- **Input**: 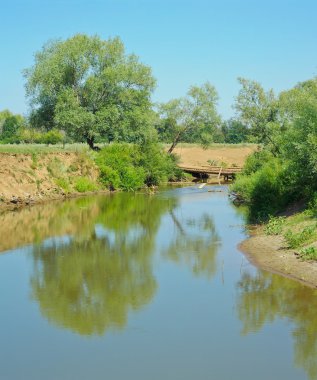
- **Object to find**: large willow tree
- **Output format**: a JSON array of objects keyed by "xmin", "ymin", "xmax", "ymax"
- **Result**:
[{"xmin": 24, "ymin": 34, "xmax": 156, "ymax": 149}]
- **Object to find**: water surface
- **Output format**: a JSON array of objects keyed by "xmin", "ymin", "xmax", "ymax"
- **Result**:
[{"xmin": 0, "ymin": 186, "xmax": 317, "ymax": 380}]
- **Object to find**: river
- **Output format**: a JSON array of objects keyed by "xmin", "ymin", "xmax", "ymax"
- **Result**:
[{"xmin": 0, "ymin": 185, "xmax": 316, "ymax": 380}]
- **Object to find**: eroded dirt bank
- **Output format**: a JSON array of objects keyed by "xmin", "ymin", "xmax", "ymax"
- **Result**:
[
  {"xmin": 0, "ymin": 152, "xmax": 100, "ymax": 210},
  {"xmin": 239, "ymin": 230, "xmax": 317, "ymax": 288}
]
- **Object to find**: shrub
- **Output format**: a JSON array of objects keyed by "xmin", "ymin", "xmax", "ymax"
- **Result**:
[
  {"xmin": 284, "ymin": 226, "xmax": 315, "ymax": 248},
  {"xmin": 232, "ymin": 157, "xmax": 296, "ymax": 221},
  {"xmin": 298, "ymin": 246, "xmax": 317, "ymax": 261},
  {"xmin": 264, "ymin": 216, "xmax": 286, "ymax": 235},
  {"xmin": 74, "ymin": 177, "xmax": 99, "ymax": 193},
  {"xmin": 95, "ymin": 143, "xmax": 179, "ymax": 191},
  {"xmin": 95, "ymin": 144, "xmax": 145, "ymax": 191},
  {"xmin": 242, "ymin": 149, "xmax": 274, "ymax": 175},
  {"xmin": 41, "ymin": 129, "xmax": 64, "ymax": 145}
]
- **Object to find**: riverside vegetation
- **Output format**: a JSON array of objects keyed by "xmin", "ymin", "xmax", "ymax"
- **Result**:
[{"xmin": 0, "ymin": 33, "xmax": 316, "ymax": 260}]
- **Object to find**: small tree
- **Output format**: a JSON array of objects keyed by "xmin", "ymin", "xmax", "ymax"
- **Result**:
[
  {"xmin": 158, "ymin": 82, "xmax": 221, "ymax": 154},
  {"xmin": 0, "ymin": 110, "xmax": 25, "ymax": 143}
]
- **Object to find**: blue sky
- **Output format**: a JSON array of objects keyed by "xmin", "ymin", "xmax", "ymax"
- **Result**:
[{"xmin": 1, "ymin": 0, "xmax": 317, "ymax": 118}]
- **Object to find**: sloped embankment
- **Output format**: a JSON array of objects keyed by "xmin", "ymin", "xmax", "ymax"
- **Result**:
[{"xmin": 0, "ymin": 152, "xmax": 101, "ymax": 209}]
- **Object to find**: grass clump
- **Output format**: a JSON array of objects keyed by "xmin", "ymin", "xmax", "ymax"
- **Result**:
[
  {"xmin": 47, "ymin": 157, "xmax": 66, "ymax": 178},
  {"xmin": 74, "ymin": 177, "xmax": 99, "ymax": 193},
  {"xmin": 55, "ymin": 178, "xmax": 71, "ymax": 193}
]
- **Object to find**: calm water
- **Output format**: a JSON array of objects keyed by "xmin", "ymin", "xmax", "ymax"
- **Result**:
[{"xmin": 0, "ymin": 186, "xmax": 317, "ymax": 380}]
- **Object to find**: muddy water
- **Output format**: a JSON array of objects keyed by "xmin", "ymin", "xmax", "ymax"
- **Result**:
[{"xmin": 0, "ymin": 186, "xmax": 317, "ymax": 380}]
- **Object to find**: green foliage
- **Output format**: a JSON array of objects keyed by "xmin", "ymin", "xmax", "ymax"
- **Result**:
[
  {"xmin": 241, "ymin": 149, "xmax": 273, "ymax": 175},
  {"xmin": 232, "ymin": 77, "xmax": 317, "ymax": 220},
  {"xmin": 308, "ymin": 193, "xmax": 317, "ymax": 218},
  {"xmin": 298, "ymin": 246, "xmax": 317, "ymax": 261},
  {"xmin": 284, "ymin": 226, "xmax": 316, "ymax": 249},
  {"xmin": 232, "ymin": 157, "xmax": 295, "ymax": 220},
  {"xmin": 95, "ymin": 143, "xmax": 180, "ymax": 191},
  {"xmin": 24, "ymin": 34, "xmax": 156, "ymax": 149},
  {"xmin": 264, "ymin": 216, "xmax": 286, "ymax": 235},
  {"xmin": 95, "ymin": 144, "xmax": 145, "ymax": 191},
  {"xmin": 234, "ymin": 78, "xmax": 278, "ymax": 150},
  {"xmin": 74, "ymin": 177, "xmax": 99, "ymax": 193},
  {"xmin": 42, "ymin": 129, "xmax": 64, "ymax": 145},
  {"xmin": 0, "ymin": 110, "xmax": 26, "ymax": 143},
  {"xmin": 140, "ymin": 143, "xmax": 183, "ymax": 185},
  {"xmin": 157, "ymin": 82, "xmax": 221, "ymax": 153},
  {"xmin": 221, "ymin": 119, "xmax": 250, "ymax": 143}
]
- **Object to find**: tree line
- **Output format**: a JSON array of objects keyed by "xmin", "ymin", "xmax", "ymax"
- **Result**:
[
  {"xmin": 2, "ymin": 34, "xmax": 253, "ymax": 148},
  {"xmin": 1, "ymin": 33, "xmax": 316, "ymax": 203}
]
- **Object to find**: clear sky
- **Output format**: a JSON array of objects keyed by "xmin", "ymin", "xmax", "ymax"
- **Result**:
[{"xmin": 1, "ymin": 0, "xmax": 317, "ymax": 118}]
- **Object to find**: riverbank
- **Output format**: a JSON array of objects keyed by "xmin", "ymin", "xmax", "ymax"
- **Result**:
[
  {"xmin": 239, "ymin": 222, "xmax": 317, "ymax": 289},
  {"xmin": 0, "ymin": 144, "xmax": 255, "ymax": 211},
  {"xmin": 0, "ymin": 151, "xmax": 102, "ymax": 211}
]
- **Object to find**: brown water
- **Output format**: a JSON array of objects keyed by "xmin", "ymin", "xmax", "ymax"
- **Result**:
[{"xmin": 0, "ymin": 185, "xmax": 317, "ymax": 380}]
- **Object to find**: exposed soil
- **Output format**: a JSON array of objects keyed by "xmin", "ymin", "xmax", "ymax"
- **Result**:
[
  {"xmin": 239, "ymin": 228, "xmax": 317, "ymax": 288},
  {"xmin": 0, "ymin": 152, "xmax": 100, "ymax": 210}
]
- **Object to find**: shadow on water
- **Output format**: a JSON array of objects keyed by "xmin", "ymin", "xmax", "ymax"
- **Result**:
[{"xmin": 237, "ymin": 269, "xmax": 317, "ymax": 380}]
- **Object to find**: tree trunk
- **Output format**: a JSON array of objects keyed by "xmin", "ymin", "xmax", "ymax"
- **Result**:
[
  {"xmin": 167, "ymin": 131, "xmax": 183, "ymax": 154},
  {"xmin": 86, "ymin": 136, "xmax": 100, "ymax": 151}
]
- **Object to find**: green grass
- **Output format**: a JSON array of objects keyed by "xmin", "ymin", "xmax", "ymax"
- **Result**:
[
  {"xmin": 0, "ymin": 143, "xmax": 92, "ymax": 154},
  {"xmin": 262, "ymin": 210, "xmax": 317, "ymax": 260}
]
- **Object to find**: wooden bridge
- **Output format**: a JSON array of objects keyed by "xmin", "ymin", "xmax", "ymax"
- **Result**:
[{"xmin": 178, "ymin": 165, "xmax": 243, "ymax": 181}]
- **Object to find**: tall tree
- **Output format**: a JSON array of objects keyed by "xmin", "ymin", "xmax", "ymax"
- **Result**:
[
  {"xmin": 158, "ymin": 82, "xmax": 221, "ymax": 154},
  {"xmin": 24, "ymin": 34, "xmax": 156, "ymax": 149},
  {"xmin": 234, "ymin": 78, "xmax": 279, "ymax": 153}
]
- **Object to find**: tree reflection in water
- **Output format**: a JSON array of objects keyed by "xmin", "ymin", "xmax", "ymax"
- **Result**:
[
  {"xmin": 30, "ymin": 193, "xmax": 176, "ymax": 336},
  {"xmin": 163, "ymin": 210, "xmax": 221, "ymax": 279},
  {"xmin": 237, "ymin": 271, "xmax": 317, "ymax": 380}
]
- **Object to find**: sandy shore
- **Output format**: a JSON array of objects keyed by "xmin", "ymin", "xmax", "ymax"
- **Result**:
[{"xmin": 239, "ymin": 228, "xmax": 317, "ymax": 288}]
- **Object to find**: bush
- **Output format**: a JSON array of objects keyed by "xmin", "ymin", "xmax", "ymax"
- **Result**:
[
  {"xmin": 232, "ymin": 156, "xmax": 297, "ymax": 221},
  {"xmin": 95, "ymin": 144, "xmax": 145, "ymax": 191},
  {"xmin": 264, "ymin": 216, "xmax": 286, "ymax": 235},
  {"xmin": 298, "ymin": 246, "xmax": 317, "ymax": 261},
  {"xmin": 284, "ymin": 226, "xmax": 315, "ymax": 248},
  {"xmin": 41, "ymin": 129, "xmax": 64, "ymax": 145},
  {"xmin": 95, "ymin": 143, "xmax": 180, "ymax": 191},
  {"xmin": 74, "ymin": 177, "xmax": 99, "ymax": 193}
]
